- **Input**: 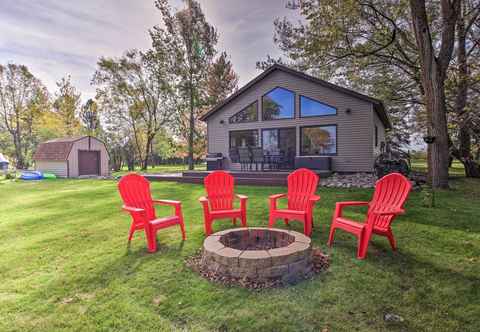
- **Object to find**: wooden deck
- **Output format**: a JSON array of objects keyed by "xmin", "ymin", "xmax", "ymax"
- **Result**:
[{"xmin": 144, "ymin": 170, "xmax": 332, "ymax": 186}]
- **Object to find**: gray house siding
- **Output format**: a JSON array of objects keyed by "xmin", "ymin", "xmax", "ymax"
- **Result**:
[{"xmin": 207, "ymin": 69, "xmax": 384, "ymax": 173}]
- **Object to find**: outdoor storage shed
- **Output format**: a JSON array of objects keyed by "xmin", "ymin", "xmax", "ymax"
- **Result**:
[{"xmin": 33, "ymin": 136, "xmax": 109, "ymax": 178}]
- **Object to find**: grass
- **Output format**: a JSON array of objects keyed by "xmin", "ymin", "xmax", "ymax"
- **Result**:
[
  {"xmin": 0, "ymin": 175, "xmax": 479, "ymax": 331},
  {"xmin": 411, "ymin": 159, "xmax": 465, "ymax": 177}
]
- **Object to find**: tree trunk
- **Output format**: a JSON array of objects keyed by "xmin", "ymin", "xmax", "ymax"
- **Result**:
[
  {"xmin": 409, "ymin": 0, "xmax": 459, "ymax": 189},
  {"xmin": 13, "ymin": 135, "xmax": 25, "ymax": 169},
  {"xmin": 188, "ymin": 81, "xmax": 195, "ymax": 171}
]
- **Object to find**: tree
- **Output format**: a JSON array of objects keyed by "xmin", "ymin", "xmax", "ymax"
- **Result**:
[
  {"xmin": 79, "ymin": 99, "xmax": 101, "ymax": 136},
  {"xmin": 0, "ymin": 64, "xmax": 49, "ymax": 168},
  {"xmin": 93, "ymin": 49, "xmax": 175, "ymax": 170},
  {"xmin": 409, "ymin": 0, "xmax": 461, "ymax": 188},
  {"xmin": 150, "ymin": 0, "xmax": 218, "ymax": 170},
  {"xmin": 53, "ymin": 76, "xmax": 82, "ymax": 136},
  {"xmin": 206, "ymin": 51, "xmax": 239, "ymax": 106}
]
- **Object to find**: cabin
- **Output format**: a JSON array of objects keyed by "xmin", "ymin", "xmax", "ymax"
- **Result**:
[
  {"xmin": 33, "ymin": 136, "xmax": 109, "ymax": 178},
  {"xmin": 200, "ymin": 64, "xmax": 391, "ymax": 173}
]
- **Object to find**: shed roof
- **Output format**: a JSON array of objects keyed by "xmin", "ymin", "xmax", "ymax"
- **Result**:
[
  {"xmin": 200, "ymin": 64, "xmax": 392, "ymax": 129},
  {"xmin": 33, "ymin": 136, "xmax": 88, "ymax": 161}
]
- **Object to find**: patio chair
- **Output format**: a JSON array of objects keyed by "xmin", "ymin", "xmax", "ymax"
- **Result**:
[
  {"xmin": 229, "ymin": 147, "xmax": 240, "ymax": 163},
  {"xmin": 199, "ymin": 171, "xmax": 248, "ymax": 235},
  {"xmin": 268, "ymin": 168, "xmax": 320, "ymax": 236},
  {"xmin": 118, "ymin": 173, "xmax": 186, "ymax": 253},
  {"xmin": 327, "ymin": 172, "xmax": 412, "ymax": 259},
  {"xmin": 238, "ymin": 147, "xmax": 251, "ymax": 171},
  {"xmin": 251, "ymin": 147, "xmax": 264, "ymax": 171}
]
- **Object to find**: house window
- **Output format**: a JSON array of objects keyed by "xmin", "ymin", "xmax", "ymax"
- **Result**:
[
  {"xmin": 300, "ymin": 125, "xmax": 337, "ymax": 155},
  {"xmin": 229, "ymin": 101, "xmax": 258, "ymax": 124},
  {"xmin": 262, "ymin": 87, "xmax": 295, "ymax": 120},
  {"xmin": 229, "ymin": 130, "xmax": 259, "ymax": 148},
  {"xmin": 262, "ymin": 128, "xmax": 296, "ymax": 156},
  {"xmin": 300, "ymin": 95, "xmax": 337, "ymax": 117},
  {"xmin": 375, "ymin": 125, "xmax": 378, "ymax": 147}
]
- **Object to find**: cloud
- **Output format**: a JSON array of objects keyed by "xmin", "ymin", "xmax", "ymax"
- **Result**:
[{"xmin": 0, "ymin": 0, "xmax": 298, "ymax": 101}]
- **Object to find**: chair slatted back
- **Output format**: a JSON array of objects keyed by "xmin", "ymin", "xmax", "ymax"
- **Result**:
[
  {"xmin": 118, "ymin": 173, "xmax": 156, "ymax": 221},
  {"xmin": 204, "ymin": 171, "xmax": 235, "ymax": 211},
  {"xmin": 287, "ymin": 168, "xmax": 319, "ymax": 211},
  {"xmin": 368, "ymin": 173, "xmax": 412, "ymax": 230}
]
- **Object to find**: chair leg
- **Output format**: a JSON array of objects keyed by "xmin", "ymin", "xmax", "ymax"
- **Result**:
[
  {"xmin": 327, "ymin": 225, "xmax": 336, "ymax": 247},
  {"xmin": 284, "ymin": 218, "xmax": 289, "ymax": 225},
  {"xmin": 358, "ymin": 230, "xmax": 372, "ymax": 259},
  {"xmin": 204, "ymin": 218, "xmax": 213, "ymax": 236},
  {"xmin": 268, "ymin": 214, "xmax": 275, "ymax": 228},
  {"xmin": 241, "ymin": 212, "xmax": 247, "ymax": 227},
  {"xmin": 386, "ymin": 230, "xmax": 396, "ymax": 251},
  {"xmin": 356, "ymin": 236, "xmax": 364, "ymax": 259},
  {"xmin": 179, "ymin": 220, "xmax": 186, "ymax": 241},
  {"xmin": 232, "ymin": 218, "xmax": 237, "ymax": 225},
  {"xmin": 145, "ymin": 225, "xmax": 157, "ymax": 253},
  {"xmin": 128, "ymin": 222, "xmax": 136, "ymax": 242}
]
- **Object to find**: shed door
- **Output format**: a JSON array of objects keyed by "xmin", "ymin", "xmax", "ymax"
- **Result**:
[{"xmin": 78, "ymin": 150, "xmax": 100, "ymax": 176}]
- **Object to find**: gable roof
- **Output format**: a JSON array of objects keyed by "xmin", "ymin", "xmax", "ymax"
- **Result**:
[
  {"xmin": 33, "ymin": 136, "xmax": 85, "ymax": 161},
  {"xmin": 200, "ymin": 64, "xmax": 392, "ymax": 129}
]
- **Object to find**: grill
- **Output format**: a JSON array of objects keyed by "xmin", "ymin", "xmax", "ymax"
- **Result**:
[{"xmin": 206, "ymin": 153, "xmax": 224, "ymax": 170}]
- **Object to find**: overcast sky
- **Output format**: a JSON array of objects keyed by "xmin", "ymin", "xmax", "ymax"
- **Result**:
[{"xmin": 0, "ymin": 0, "xmax": 299, "ymax": 101}]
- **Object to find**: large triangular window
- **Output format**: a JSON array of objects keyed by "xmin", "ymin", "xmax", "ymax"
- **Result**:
[{"xmin": 229, "ymin": 101, "xmax": 258, "ymax": 123}]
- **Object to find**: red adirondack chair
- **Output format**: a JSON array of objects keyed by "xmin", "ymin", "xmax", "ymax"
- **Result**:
[
  {"xmin": 118, "ymin": 173, "xmax": 186, "ymax": 253},
  {"xmin": 268, "ymin": 168, "xmax": 320, "ymax": 236},
  {"xmin": 328, "ymin": 172, "xmax": 412, "ymax": 259},
  {"xmin": 199, "ymin": 171, "xmax": 248, "ymax": 236}
]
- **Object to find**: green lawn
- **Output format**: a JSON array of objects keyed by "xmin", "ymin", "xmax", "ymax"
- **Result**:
[
  {"xmin": 0, "ymin": 177, "xmax": 479, "ymax": 331},
  {"xmin": 411, "ymin": 159, "xmax": 465, "ymax": 177}
]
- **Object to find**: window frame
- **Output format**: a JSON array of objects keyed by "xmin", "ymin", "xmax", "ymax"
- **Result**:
[
  {"xmin": 299, "ymin": 95, "xmax": 337, "ymax": 118},
  {"xmin": 228, "ymin": 100, "xmax": 258, "ymax": 124},
  {"xmin": 300, "ymin": 124, "xmax": 338, "ymax": 156},
  {"xmin": 228, "ymin": 129, "xmax": 260, "ymax": 149},
  {"xmin": 261, "ymin": 86, "xmax": 296, "ymax": 121}
]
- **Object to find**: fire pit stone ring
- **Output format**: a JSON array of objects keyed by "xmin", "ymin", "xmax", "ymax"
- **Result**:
[{"xmin": 201, "ymin": 227, "xmax": 313, "ymax": 284}]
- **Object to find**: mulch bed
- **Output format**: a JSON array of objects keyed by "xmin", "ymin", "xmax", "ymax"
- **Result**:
[{"xmin": 185, "ymin": 247, "xmax": 330, "ymax": 290}]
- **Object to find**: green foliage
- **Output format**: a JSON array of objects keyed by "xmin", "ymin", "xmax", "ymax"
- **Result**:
[
  {"xmin": 53, "ymin": 75, "xmax": 82, "ymax": 136},
  {"xmin": 0, "ymin": 63, "xmax": 50, "ymax": 168}
]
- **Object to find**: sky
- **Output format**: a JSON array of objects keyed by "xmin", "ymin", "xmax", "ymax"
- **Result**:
[{"xmin": 0, "ymin": 0, "xmax": 299, "ymax": 101}]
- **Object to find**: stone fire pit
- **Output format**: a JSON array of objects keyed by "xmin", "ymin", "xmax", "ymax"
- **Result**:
[{"xmin": 200, "ymin": 227, "xmax": 313, "ymax": 284}]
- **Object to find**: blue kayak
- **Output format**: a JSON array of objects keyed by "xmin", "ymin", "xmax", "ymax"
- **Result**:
[{"xmin": 20, "ymin": 171, "xmax": 43, "ymax": 180}]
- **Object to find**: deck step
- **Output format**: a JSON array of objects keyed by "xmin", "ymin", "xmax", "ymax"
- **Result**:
[{"xmin": 144, "ymin": 170, "xmax": 331, "ymax": 186}]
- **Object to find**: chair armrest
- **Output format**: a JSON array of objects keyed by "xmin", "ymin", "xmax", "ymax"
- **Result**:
[
  {"xmin": 372, "ymin": 208, "xmax": 405, "ymax": 216},
  {"xmin": 122, "ymin": 205, "xmax": 145, "ymax": 213},
  {"xmin": 309, "ymin": 195, "xmax": 321, "ymax": 202},
  {"xmin": 153, "ymin": 199, "xmax": 181, "ymax": 207},
  {"xmin": 269, "ymin": 193, "xmax": 287, "ymax": 200},
  {"xmin": 334, "ymin": 201, "xmax": 369, "ymax": 218},
  {"xmin": 236, "ymin": 194, "xmax": 248, "ymax": 200},
  {"xmin": 199, "ymin": 196, "xmax": 209, "ymax": 204},
  {"xmin": 336, "ymin": 201, "xmax": 370, "ymax": 207},
  {"xmin": 269, "ymin": 193, "xmax": 286, "ymax": 211}
]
